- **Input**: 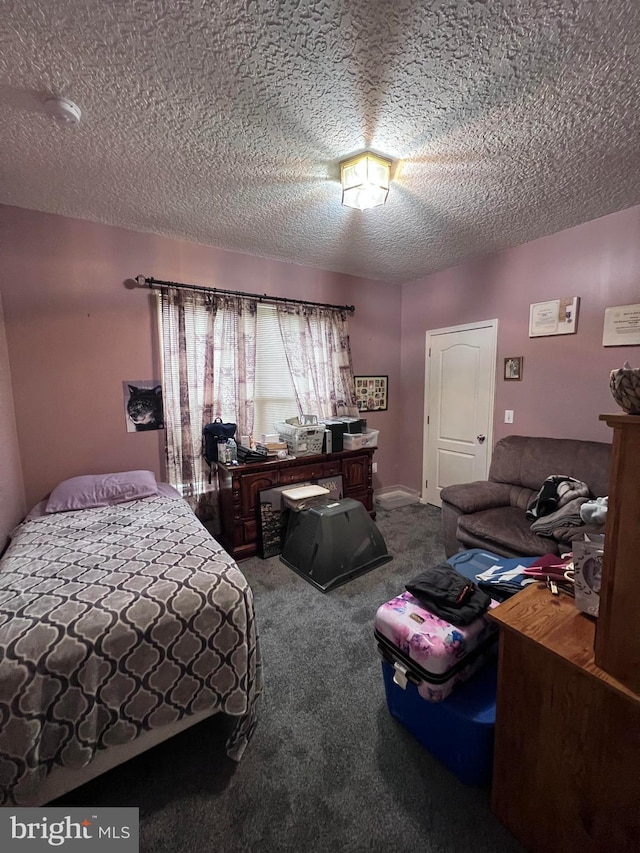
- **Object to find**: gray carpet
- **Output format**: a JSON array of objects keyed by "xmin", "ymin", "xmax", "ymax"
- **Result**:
[{"xmin": 56, "ymin": 503, "xmax": 523, "ymax": 852}]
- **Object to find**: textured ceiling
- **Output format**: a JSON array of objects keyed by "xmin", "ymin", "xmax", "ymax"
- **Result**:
[{"xmin": 1, "ymin": 1, "xmax": 640, "ymax": 284}]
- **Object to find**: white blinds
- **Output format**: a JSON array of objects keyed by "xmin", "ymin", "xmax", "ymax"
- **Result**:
[{"xmin": 253, "ymin": 304, "xmax": 300, "ymax": 439}]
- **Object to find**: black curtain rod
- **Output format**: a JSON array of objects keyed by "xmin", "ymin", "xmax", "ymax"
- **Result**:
[{"xmin": 135, "ymin": 275, "xmax": 355, "ymax": 314}]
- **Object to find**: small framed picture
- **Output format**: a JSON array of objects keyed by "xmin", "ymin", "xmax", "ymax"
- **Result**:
[
  {"xmin": 354, "ymin": 375, "xmax": 388, "ymax": 411},
  {"xmin": 504, "ymin": 357, "xmax": 523, "ymax": 381},
  {"xmin": 123, "ymin": 380, "xmax": 164, "ymax": 432}
]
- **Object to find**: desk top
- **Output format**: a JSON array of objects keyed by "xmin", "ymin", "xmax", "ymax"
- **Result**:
[
  {"xmin": 489, "ymin": 584, "xmax": 639, "ymax": 703},
  {"xmin": 217, "ymin": 446, "xmax": 375, "ymax": 473}
]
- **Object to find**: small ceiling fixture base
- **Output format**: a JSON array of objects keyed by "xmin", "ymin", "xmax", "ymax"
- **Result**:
[
  {"xmin": 44, "ymin": 96, "xmax": 82, "ymax": 124},
  {"xmin": 340, "ymin": 152, "xmax": 392, "ymax": 211}
]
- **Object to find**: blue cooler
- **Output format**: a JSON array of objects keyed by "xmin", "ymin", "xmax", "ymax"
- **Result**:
[{"xmin": 381, "ymin": 658, "xmax": 497, "ymax": 786}]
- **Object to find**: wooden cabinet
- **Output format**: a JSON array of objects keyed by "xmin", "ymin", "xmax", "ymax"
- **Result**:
[
  {"xmin": 217, "ymin": 448, "xmax": 376, "ymax": 560},
  {"xmin": 341, "ymin": 453, "xmax": 372, "ymax": 502},
  {"xmin": 238, "ymin": 471, "xmax": 279, "ymax": 518},
  {"xmin": 489, "ymin": 585, "xmax": 640, "ymax": 853}
]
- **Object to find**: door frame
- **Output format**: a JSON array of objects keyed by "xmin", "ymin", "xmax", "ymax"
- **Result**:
[{"xmin": 421, "ymin": 319, "xmax": 498, "ymax": 505}]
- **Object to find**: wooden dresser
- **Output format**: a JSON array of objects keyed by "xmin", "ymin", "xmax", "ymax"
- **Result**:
[
  {"xmin": 594, "ymin": 414, "xmax": 640, "ymax": 691},
  {"xmin": 489, "ymin": 584, "xmax": 640, "ymax": 852},
  {"xmin": 217, "ymin": 448, "xmax": 375, "ymax": 560}
]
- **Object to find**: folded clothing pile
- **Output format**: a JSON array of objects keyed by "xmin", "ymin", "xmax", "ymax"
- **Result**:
[
  {"xmin": 525, "ymin": 474, "xmax": 607, "ymax": 545},
  {"xmin": 526, "ymin": 475, "xmax": 590, "ymax": 520},
  {"xmin": 405, "ymin": 563, "xmax": 492, "ymax": 625}
]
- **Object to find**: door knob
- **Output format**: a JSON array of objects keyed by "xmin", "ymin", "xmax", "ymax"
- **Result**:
[{"xmin": 477, "ymin": 434, "xmax": 486, "ymax": 443}]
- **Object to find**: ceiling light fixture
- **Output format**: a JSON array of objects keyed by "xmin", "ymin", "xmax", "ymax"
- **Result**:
[
  {"xmin": 44, "ymin": 96, "xmax": 82, "ymax": 125},
  {"xmin": 340, "ymin": 152, "xmax": 392, "ymax": 211}
]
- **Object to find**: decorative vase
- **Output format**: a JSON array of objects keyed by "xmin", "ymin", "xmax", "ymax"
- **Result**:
[{"xmin": 610, "ymin": 362, "xmax": 640, "ymax": 415}]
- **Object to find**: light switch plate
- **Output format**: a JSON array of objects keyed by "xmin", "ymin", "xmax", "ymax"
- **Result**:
[{"xmin": 504, "ymin": 410, "xmax": 514, "ymax": 423}]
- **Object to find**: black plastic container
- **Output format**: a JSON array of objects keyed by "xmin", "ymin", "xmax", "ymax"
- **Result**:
[{"xmin": 280, "ymin": 498, "xmax": 392, "ymax": 591}]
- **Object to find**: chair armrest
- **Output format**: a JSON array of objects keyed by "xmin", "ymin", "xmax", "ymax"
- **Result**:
[{"xmin": 440, "ymin": 481, "xmax": 513, "ymax": 514}]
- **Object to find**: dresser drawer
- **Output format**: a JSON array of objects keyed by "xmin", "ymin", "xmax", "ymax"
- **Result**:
[
  {"xmin": 322, "ymin": 460, "xmax": 342, "ymax": 477},
  {"xmin": 279, "ymin": 462, "xmax": 327, "ymax": 484}
]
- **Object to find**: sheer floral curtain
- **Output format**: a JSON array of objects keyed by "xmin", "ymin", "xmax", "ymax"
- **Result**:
[
  {"xmin": 276, "ymin": 305, "xmax": 358, "ymax": 417},
  {"xmin": 160, "ymin": 288, "xmax": 257, "ymax": 525}
]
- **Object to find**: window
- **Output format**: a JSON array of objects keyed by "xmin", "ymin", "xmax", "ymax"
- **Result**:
[
  {"xmin": 253, "ymin": 305, "xmax": 300, "ymax": 439},
  {"xmin": 160, "ymin": 287, "xmax": 357, "ymax": 502}
]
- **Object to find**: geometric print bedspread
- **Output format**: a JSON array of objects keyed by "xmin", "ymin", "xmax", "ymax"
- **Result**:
[{"xmin": 0, "ymin": 494, "xmax": 262, "ymax": 805}]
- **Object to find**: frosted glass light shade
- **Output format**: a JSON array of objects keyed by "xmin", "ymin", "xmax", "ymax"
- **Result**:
[{"xmin": 340, "ymin": 152, "xmax": 392, "ymax": 210}]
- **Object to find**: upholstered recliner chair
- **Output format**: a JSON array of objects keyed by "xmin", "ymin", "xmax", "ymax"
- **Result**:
[{"xmin": 440, "ymin": 435, "xmax": 611, "ymax": 558}]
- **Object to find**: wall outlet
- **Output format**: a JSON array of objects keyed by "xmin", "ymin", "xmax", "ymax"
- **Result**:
[
  {"xmin": 504, "ymin": 410, "xmax": 514, "ymax": 424},
  {"xmin": 372, "ymin": 462, "xmax": 378, "ymax": 473}
]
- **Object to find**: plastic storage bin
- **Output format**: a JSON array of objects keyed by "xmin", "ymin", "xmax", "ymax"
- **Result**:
[
  {"xmin": 342, "ymin": 429, "xmax": 379, "ymax": 450},
  {"xmin": 375, "ymin": 487, "xmax": 420, "ymax": 510},
  {"xmin": 274, "ymin": 421, "xmax": 325, "ymax": 456},
  {"xmin": 381, "ymin": 659, "xmax": 497, "ymax": 785}
]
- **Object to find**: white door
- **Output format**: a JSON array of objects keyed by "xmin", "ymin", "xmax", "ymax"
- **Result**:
[{"xmin": 423, "ymin": 320, "xmax": 497, "ymax": 507}]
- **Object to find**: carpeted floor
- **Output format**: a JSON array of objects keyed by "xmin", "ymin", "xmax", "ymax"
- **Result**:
[{"xmin": 56, "ymin": 503, "xmax": 523, "ymax": 853}]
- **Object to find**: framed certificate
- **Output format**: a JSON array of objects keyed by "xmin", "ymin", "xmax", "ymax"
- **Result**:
[
  {"xmin": 529, "ymin": 297, "xmax": 579, "ymax": 337},
  {"xmin": 602, "ymin": 303, "xmax": 640, "ymax": 346}
]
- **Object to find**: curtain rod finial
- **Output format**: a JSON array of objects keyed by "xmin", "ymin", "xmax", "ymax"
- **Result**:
[{"xmin": 135, "ymin": 275, "xmax": 147, "ymax": 287}]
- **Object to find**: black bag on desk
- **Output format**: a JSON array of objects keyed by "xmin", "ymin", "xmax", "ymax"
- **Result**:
[{"xmin": 203, "ymin": 419, "xmax": 237, "ymax": 464}]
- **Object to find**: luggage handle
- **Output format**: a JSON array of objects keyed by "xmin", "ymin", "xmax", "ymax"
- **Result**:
[
  {"xmin": 392, "ymin": 662, "xmax": 409, "ymax": 690},
  {"xmin": 377, "ymin": 643, "xmax": 420, "ymax": 689}
]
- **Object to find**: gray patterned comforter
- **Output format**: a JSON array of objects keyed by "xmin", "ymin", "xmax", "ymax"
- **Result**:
[{"xmin": 0, "ymin": 494, "xmax": 262, "ymax": 805}]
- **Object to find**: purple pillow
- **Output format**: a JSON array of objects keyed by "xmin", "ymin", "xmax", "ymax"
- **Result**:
[{"xmin": 45, "ymin": 470, "xmax": 159, "ymax": 513}]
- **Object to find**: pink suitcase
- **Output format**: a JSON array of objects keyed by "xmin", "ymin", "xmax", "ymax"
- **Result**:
[{"xmin": 374, "ymin": 591, "xmax": 499, "ymax": 702}]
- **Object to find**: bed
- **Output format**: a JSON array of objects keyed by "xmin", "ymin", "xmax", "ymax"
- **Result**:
[{"xmin": 0, "ymin": 472, "xmax": 262, "ymax": 806}]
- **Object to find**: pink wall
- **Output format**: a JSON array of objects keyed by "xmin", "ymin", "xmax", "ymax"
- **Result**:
[
  {"xmin": 398, "ymin": 205, "xmax": 640, "ymax": 492},
  {"xmin": 0, "ymin": 291, "xmax": 26, "ymax": 550},
  {"xmin": 4, "ymin": 201, "xmax": 638, "ymax": 512},
  {"xmin": 0, "ymin": 206, "xmax": 401, "ymax": 509}
]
